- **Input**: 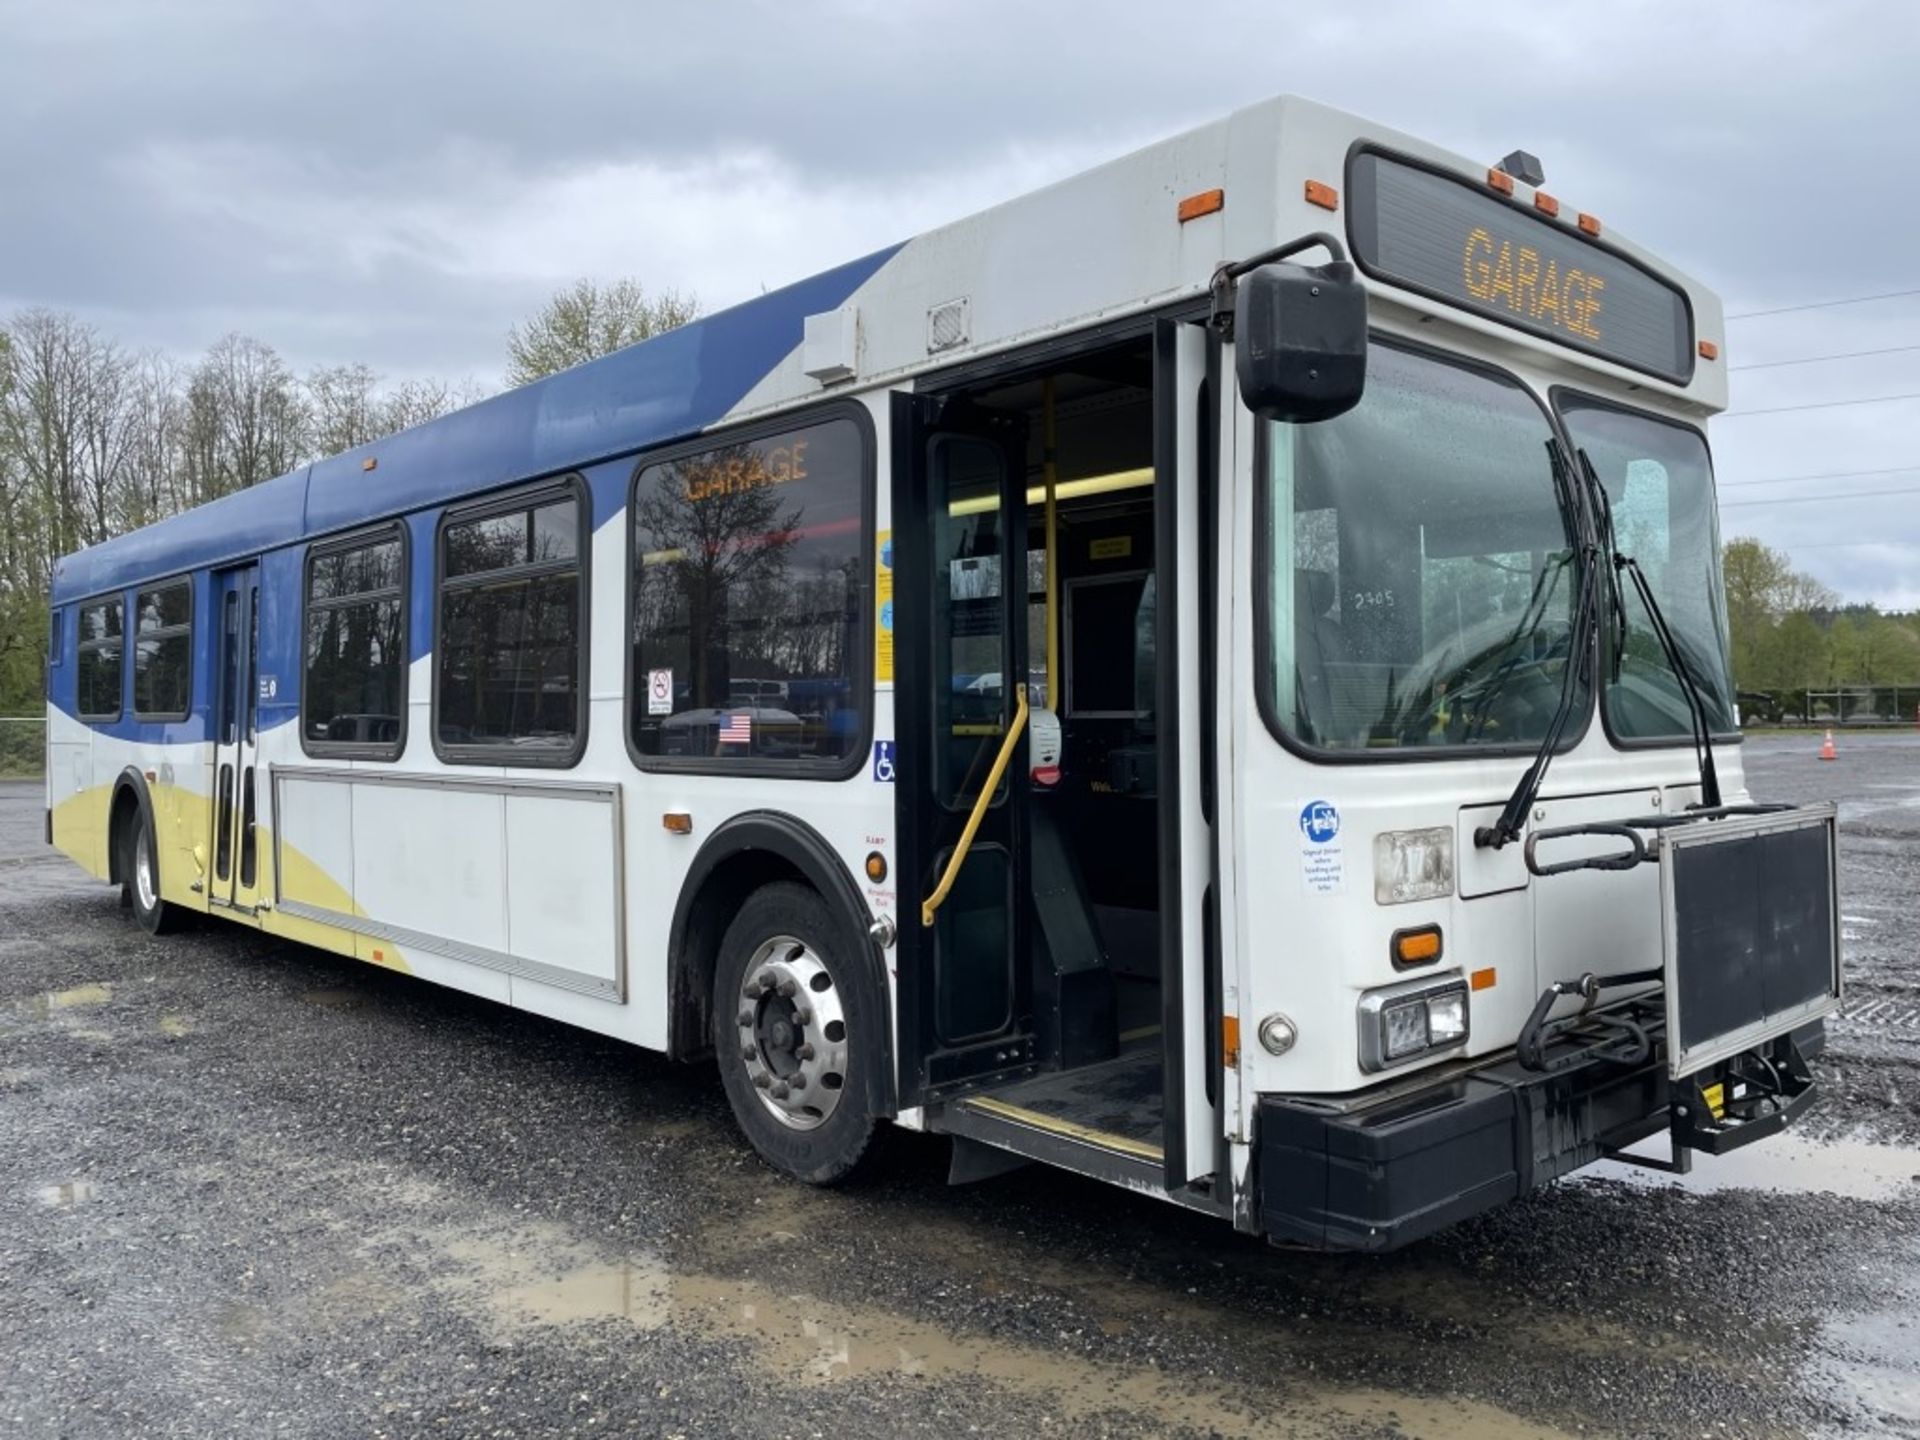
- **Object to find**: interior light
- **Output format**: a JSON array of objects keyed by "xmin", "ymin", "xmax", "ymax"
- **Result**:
[{"xmin": 949, "ymin": 466, "xmax": 1155, "ymax": 517}]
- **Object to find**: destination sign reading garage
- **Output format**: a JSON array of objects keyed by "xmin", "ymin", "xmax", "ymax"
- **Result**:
[{"xmin": 1346, "ymin": 151, "xmax": 1695, "ymax": 382}]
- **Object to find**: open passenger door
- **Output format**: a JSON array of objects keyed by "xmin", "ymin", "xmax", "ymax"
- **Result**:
[
  {"xmin": 891, "ymin": 394, "xmax": 1038, "ymax": 1106},
  {"xmin": 1155, "ymin": 317, "xmax": 1221, "ymax": 1189}
]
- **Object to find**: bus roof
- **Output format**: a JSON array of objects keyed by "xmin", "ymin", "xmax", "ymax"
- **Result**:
[
  {"xmin": 50, "ymin": 245, "xmax": 900, "ymax": 603},
  {"xmin": 52, "ymin": 94, "xmax": 1721, "ymax": 605}
]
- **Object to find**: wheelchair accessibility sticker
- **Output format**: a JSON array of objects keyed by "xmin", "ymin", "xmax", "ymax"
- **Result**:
[
  {"xmin": 872, "ymin": 740, "xmax": 897, "ymax": 783},
  {"xmin": 1298, "ymin": 798, "xmax": 1344, "ymax": 894}
]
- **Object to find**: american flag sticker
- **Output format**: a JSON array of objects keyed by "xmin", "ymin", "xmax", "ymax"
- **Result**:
[{"xmin": 718, "ymin": 712, "xmax": 752, "ymax": 746}]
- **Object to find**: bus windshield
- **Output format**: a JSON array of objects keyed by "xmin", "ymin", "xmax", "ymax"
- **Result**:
[
  {"xmin": 1557, "ymin": 395, "xmax": 1736, "ymax": 740},
  {"xmin": 1261, "ymin": 341, "xmax": 1585, "ymax": 752}
]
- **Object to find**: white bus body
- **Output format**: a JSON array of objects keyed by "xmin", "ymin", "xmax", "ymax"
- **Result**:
[{"xmin": 47, "ymin": 95, "xmax": 1840, "ymax": 1249}]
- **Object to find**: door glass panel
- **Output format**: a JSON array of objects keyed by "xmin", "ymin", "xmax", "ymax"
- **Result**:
[
  {"xmin": 220, "ymin": 594, "xmax": 239, "ymax": 745},
  {"xmin": 933, "ymin": 844, "xmax": 1014, "ymax": 1044},
  {"xmin": 215, "ymin": 766, "xmax": 234, "ymax": 881},
  {"xmin": 245, "ymin": 590, "xmax": 259, "ymax": 744},
  {"xmin": 930, "ymin": 436, "xmax": 1012, "ymax": 809},
  {"xmin": 239, "ymin": 766, "xmax": 257, "ymax": 888}
]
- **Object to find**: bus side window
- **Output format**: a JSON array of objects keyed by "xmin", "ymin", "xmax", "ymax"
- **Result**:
[
  {"xmin": 630, "ymin": 413, "xmax": 870, "ymax": 772},
  {"xmin": 76, "ymin": 598, "xmax": 125, "ymax": 723}
]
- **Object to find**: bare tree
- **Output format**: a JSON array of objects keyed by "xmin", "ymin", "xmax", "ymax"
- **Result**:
[
  {"xmin": 379, "ymin": 375, "xmax": 488, "ymax": 435},
  {"xmin": 121, "ymin": 352, "xmax": 187, "ymax": 530},
  {"xmin": 0, "ymin": 309, "xmax": 99, "ymax": 588},
  {"xmin": 305, "ymin": 362, "xmax": 384, "ymax": 458},
  {"xmin": 184, "ymin": 333, "xmax": 308, "ymax": 497},
  {"xmin": 506, "ymin": 278, "xmax": 697, "ymax": 387}
]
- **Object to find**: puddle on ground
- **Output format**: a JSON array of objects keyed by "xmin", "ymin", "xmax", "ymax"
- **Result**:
[
  {"xmin": 300, "ymin": 988, "xmax": 362, "ymax": 1010},
  {"xmin": 17, "ymin": 982, "xmax": 112, "ymax": 1019},
  {"xmin": 1816, "ymin": 1308, "xmax": 1920, "ymax": 1430},
  {"xmin": 420, "ymin": 1225, "xmax": 1577, "ymax": 1438},
  {"xmin": 1584, "ymin": 1132, "xmax": 1920, "ymax": 1201},
  {"xmin": 36, "ymin": 1180, "xmax": 98, "ymax": 1207},
  {"xmin": 158, "ymin": 1014, "xmax": 190, "ymax": 1038}
]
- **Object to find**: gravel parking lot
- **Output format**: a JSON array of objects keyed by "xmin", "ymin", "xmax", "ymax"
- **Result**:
[{"xmin": 2, "ymin": 736, "xmax": 1915, "ymax": 1439}]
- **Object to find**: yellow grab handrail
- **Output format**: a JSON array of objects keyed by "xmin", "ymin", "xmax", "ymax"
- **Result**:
[{"xmin": 921, "ymin": 687, "xmax": 1029, "ymax": 928}]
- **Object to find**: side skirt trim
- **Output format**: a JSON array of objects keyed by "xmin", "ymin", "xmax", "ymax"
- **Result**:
[{"xmin": 274, "ymin": 898, "xmax": 623, "ymax": 1002}]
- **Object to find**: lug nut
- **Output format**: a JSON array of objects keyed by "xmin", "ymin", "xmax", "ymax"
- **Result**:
[
  {"xmin": 789, "ymin": 1075, "xmax": 807, "ymax": 1090},
  {"xmin": 793, "ymin": 1007, "xmax": 812, "ymax": 1026},
  {"xmin": 754, "ymin": 1073, "xmax": 772, "ymax": 1089},
  {"xmin": 796, "ymin": 1043, "xmax": 815, "ymax": 1061},
  {"xmin": 741, "ymin": 1045, "xmax": 757, "ymax": 1061},
  {"xmin": 772, "ymin": 1082, "xmax": 791, "ymax": 1099},
  {"xmin": 778, "ymin": 980, "xmax": 798, "ymax": 999},
  {"xmin": 737, "ymin": 1010, "xmax": 755, "ymax": 1027}
]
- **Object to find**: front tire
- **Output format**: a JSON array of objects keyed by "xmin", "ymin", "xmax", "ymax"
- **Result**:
[
  {"xmin": 124, "ymin": 811, "xmax": 186, "ymax": 936},
  {"xmin": 712, "ymin": 882, "xmax": 879, "ymax": 1185}
]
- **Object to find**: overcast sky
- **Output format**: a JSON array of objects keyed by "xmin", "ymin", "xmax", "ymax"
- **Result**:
[{"xmin": 4, "ymin": 1, "xmax": 1919, "ymax": 603}]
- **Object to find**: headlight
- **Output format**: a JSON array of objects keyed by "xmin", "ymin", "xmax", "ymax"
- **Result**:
[{"xmin": 1358, "ymin": 974, "xmax": 1470, "ymax": 1073}]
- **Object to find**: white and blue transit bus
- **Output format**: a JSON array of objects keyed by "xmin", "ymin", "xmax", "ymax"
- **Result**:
[{"xmin": 46, "ymin": 95, "xmax": 1841, "ymax": 1249}]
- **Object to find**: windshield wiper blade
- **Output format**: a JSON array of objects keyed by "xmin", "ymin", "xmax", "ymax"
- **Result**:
[
  {"xmin": 1575, "ymin": 447, "xmax": 1722, "ymax": 809},
  {"xmin": 1459, "ymin": 549, "xmax": 1573, "ymax": 740},
  {"xmin": 1477, "ymin": 439, "xmax": 1596, "ymax": 850}
]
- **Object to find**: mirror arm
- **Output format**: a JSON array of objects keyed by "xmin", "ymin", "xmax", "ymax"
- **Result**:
[{"xmin": 1209, "ymin": 231, "xmax": 1351, "ymax": 338}]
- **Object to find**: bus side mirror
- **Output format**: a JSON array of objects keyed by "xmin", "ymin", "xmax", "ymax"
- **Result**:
[{"xmin": 1234, "ymin": 260, "xmax": 1368, "ymax": 423}]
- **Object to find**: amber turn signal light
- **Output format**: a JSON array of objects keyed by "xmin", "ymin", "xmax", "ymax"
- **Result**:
[
  {"xmin": 1391, "ymin": 924, "xmax": 1444, "ymax": 970},
  {"xmin": 1177, "ymin": 188, "xmax": 1224, "ymax": 223}
]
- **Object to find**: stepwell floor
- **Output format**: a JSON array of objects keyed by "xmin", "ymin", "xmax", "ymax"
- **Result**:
[{"xmin": 960, "ymin": 1045, "xmax": 1164, "ymax": 1161}]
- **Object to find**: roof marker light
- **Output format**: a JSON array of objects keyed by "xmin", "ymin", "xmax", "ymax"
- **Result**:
[
  {"xmin": 362, "ymin": 457, "xmax": 378, "ymax": 472},
  {"xmin": 1486, "ymin": 167, "xmax": 1515, "ymax": 196},
  {"xmin": 1699, "ymin": 340, "xmax": 1720, "ymax": 361},
  {"xmin": 1304, "ymin": 179, "xmax": 1338, "ymax": 211},
  {"xmin": 1533, "ymin": 191, "xmax": 1561, "ymax": 218},
  {"xmin": 1177, "ymin": 188, "xmax": 1224, "ymax": 223},
  {"xmin": 1578, "ymin": 212, "xmax": 1602, "ymax": 237}
]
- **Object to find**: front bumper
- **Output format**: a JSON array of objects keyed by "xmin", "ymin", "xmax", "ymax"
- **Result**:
[{"xmin": 1256, "ymin": 1013, "xmax": 1824, "ymax": 1252}]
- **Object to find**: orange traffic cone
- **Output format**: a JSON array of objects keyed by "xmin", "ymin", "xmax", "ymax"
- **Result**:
[{"xmin": 1819, "ymin": 729, "xmax": 1838, "ymax": 761}]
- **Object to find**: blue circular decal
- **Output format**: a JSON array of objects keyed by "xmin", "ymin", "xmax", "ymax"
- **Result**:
[
  {"xmin": 880, "ymin": 600, "xmax": 894, "ymax": 631},
  {"xmin": 1299, "ymin": 800, "xmax": 1340, "ymax": 844}
]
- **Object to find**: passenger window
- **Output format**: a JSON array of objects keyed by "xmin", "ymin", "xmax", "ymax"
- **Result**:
[
  {"xmin": 629, "ymin": 416, "xmax": 869, "ymax": 769},
  {"xmin": 304, "ymin": 530, "xmax": 406, "ymax": 757},
  {"xmin": 132, "ymin": 581, "xmax": 192, "ymax": 720},
  {"xmin": 76, "ymin": 598, "xmax": 125, "ymax": 721},
  {"xmin": 437, "ymin": 487, "xmax": 584, "ymax": 760}
]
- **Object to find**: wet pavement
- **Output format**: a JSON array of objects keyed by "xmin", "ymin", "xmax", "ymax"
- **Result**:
[{"xmin": 0, "ymin": 742, "xmax": 1915, "ymax": 1439}]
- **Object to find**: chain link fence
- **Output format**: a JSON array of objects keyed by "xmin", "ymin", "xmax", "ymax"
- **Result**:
[
  {"xmin": 1739, "ymin": 687, "xmax": 1920, "ymax": 727},
  {"xmin": 0, "ymin": 716, "xmax": 45, "ymax": 779}
]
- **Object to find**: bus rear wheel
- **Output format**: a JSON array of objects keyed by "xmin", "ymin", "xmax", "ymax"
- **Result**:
[
  {"xmin": 122, "ymin": 810, "xmax": 186, "ymax": 936},
  {"xmin": 712, "ymin": 882, "xmax": 877, "ymax": 1185}
]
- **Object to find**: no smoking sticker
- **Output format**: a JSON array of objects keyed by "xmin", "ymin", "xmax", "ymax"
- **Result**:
[{"xmin": 647, "ymin": 668, "xmax": 673, "ymax": 716}]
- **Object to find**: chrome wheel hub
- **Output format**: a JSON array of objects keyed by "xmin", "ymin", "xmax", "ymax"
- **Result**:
[
  {"xmin": 736, "ymin": 935, "xmax": 848, "ymax": 1131},
  {"xmin": 134, "ymin": 829, "xmax": 157, "ymax": 912}
]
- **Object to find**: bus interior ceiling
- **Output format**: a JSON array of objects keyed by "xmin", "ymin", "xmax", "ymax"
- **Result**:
[{"xmin": 957, "ymin": 340, "xmax": 1169, "ymax": 1153}]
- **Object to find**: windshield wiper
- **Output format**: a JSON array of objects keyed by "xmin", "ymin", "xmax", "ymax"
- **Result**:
[
  {"xmin": 1476, "ymin": 439, "xmax": 1598, "ymax": 849},
  {"xmin": 1576, "ymin": 447, "xmax": 1722, "ymax": 809},
  {"xmin": 1459, "ymin": 549, "xmax": 1573, "ymax": 741}
]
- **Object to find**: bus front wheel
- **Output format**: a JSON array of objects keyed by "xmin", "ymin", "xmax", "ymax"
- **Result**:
[
  {"xmin": 121, "ymin": 810, "xmax": 186, "ymax": 936},
  {"xmin": 712, "ymin": 882, "xmax": 878, "ymax": 1185}
]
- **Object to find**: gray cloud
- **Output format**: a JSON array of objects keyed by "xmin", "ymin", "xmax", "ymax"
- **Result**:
[{"xmin": 3, "ymin": 0, "xmax": 1919, "ymax": 599}]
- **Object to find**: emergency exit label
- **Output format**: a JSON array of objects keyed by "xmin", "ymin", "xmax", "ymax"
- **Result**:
[{"xmin": 1298, "ymin": 798, "xmax": 1345, "ymax": 895}]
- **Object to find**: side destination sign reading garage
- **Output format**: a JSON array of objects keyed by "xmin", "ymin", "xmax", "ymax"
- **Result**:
[{"xmin": 1346, "ymin": 150, "xmax": 1695, "ymax": 383}]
